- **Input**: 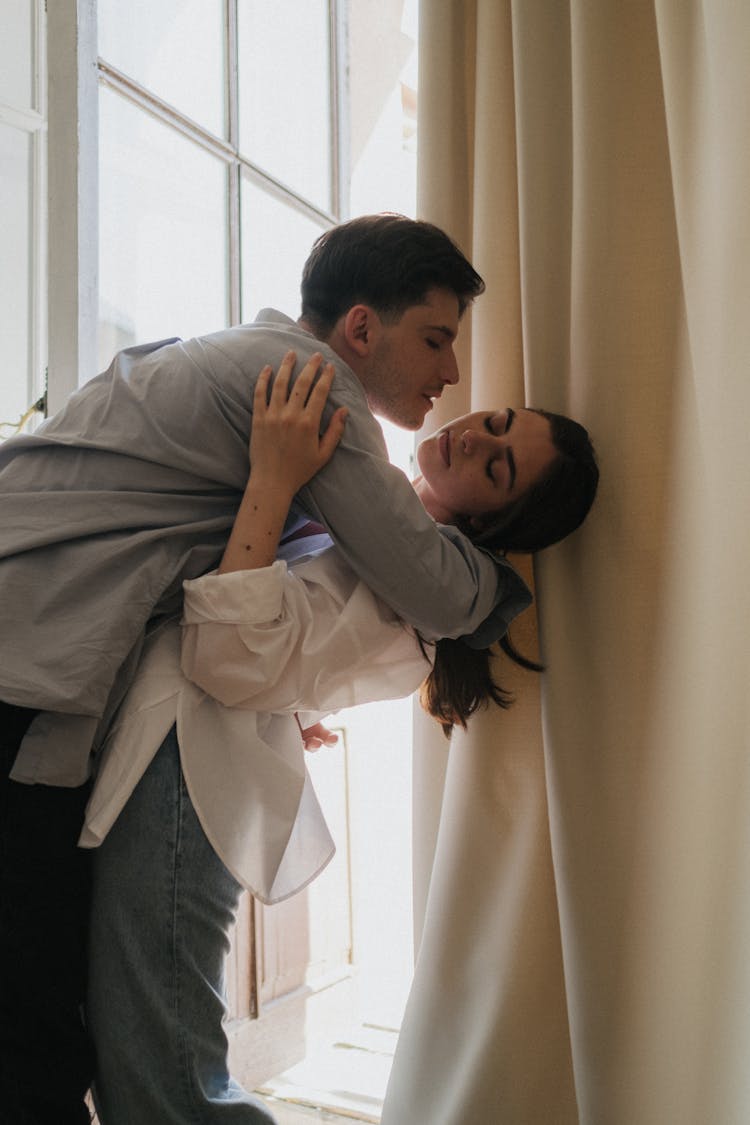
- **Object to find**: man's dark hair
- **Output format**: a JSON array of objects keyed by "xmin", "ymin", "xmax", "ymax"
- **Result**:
[{"xmin": 300, "ymin": 213, "xmax": 485, "ymax": 336}]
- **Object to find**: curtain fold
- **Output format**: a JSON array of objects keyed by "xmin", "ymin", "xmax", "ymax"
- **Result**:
[{"xmin": 383, "ymin": 3, "xmax": 750, "ymax": 1123}]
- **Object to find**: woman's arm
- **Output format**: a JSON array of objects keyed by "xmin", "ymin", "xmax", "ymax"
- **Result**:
[
  {"xmin": 219, "ymin": 349, "xmax": 347, "ymax": 574},
  {"xmin": 181, "ymin": 555, "xmax": 432, "ymax": 714}
]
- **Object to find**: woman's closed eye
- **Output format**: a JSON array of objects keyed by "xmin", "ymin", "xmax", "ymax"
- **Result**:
[
  {"xmin": 484, "ymin": 410, "xmax": 513, "ymax": 484},
  {"xmin": 484, "ymin": 408, "xmax": 515, "ymax": 435}
]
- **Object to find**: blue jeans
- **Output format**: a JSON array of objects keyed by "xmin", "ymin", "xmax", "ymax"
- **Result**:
[{"xmin": 87, "ymin": 727, "xmax": 276, "ymax": 1124}]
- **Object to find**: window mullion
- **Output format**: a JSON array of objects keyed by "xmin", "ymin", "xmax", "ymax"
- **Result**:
[
  {"xmin": 32, "ymin": 0, "xmax": 48, "ymax": 417},
  {"xmin": 46, "ymin": 0, "xmax": 98, "ymax": 414},
  {"xmin": 329, "ymin": 0, "xmax": 348, "ymax": 221},
  {"xmin": 226, "ymin": 0, "xmax": 239, "ymax": 150},
  {"xmin": 226, "ymin": 0, "xmax": 241, "ymax": 326}
]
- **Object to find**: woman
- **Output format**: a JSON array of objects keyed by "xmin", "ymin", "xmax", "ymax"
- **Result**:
[{"xmin": 85, "ymin": 354, "xmax": 598, "ymax": 1124}]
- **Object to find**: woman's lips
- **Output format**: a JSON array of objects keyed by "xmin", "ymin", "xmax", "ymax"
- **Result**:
[{"xmin": 439, "ymin": 431, "xmax": 451, "ymax": 467}]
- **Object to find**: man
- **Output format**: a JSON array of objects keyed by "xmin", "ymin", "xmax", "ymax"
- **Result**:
[{"xmin": 0, "ymin": 214, "xmax": 531, "ymax": 1123}]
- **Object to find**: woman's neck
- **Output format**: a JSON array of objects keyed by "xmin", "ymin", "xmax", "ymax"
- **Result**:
[{"xmin": 412, "ymin": 475, "xmax": 457, "ymax": 526}]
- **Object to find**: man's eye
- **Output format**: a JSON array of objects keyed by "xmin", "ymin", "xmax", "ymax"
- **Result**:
[{"xmin": 426, "ymin": 339, "xmax": 440, "ymax": 350}]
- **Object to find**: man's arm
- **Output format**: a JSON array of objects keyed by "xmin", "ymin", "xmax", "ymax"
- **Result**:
[{"xmin": 297, "ymin": 415, "xmax": 530, "ymax": 644}]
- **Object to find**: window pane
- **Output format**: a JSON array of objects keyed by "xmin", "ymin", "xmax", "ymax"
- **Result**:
[
  {"xmin": 98, "ymin": 0, "xmax": 226, "ymax": 137},
  {"xmin": 241, "ymin": 177, "xmax": 326, "ymax": 323},
  {"xmin": 98, "ymin": 88, "xmax": 228, "ymax": 369},
  {"xmin": 0, "ymin": 0, "xmax": 34, "ymax": 109},
  {"xmin": 347, "ymin": 0, "xmax": 418, "ymax": 217},
  {"xmin": 238, "ymin": 0, "xmax": 332, "ymax": 211},
  {"xmin": 0, "ymin": 123, "xmax": 32, "ymax": 426}
]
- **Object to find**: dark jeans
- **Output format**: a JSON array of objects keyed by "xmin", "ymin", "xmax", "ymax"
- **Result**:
[{"xmin": 0, "ymin": 702, "xmax": 94, "ymax": 1125}]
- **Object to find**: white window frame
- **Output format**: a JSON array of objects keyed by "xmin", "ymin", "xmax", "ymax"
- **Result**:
[
  {"xmin": 46, "ymin": 0, "xmax": 98, "ymax": 413},
  {"xmin": 1, "ymin": 0, "xmax": 48, "ymax": 423},
  {"xmin": 45, "ymin": 0, "xmax": 348, "ymax": 415}
]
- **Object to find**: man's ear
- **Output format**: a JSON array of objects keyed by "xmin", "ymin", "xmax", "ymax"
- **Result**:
[{"xmin": 342, "ymin": 304, "xmax": 380, "ymax": 358}]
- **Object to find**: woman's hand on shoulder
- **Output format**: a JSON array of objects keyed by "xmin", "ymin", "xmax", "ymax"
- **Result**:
[
  {"xmin": 250, "ymin": 350, "xmax": 348, "ymax": 495},
  {"xmin": 221, "ymin": 352, "xmax": 346, "ymax": 574}
]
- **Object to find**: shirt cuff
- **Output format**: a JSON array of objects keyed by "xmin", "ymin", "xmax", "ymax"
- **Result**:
[
  {"xmin": 461, "ymin": 554, "xmax": 533, "ymax": 649},
  {"xmin": 182, "ymin": 561, "xmax": 287, "ymax": 625}
]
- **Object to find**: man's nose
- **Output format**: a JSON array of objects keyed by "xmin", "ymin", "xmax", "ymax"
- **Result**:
[{"xmin": 441, "ymin": 348, "xmax": 459, "ymax": 385}]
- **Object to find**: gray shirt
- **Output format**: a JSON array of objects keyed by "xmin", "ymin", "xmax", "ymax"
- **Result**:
[{"xmin": 0, "ymin": 310, "xmax": 531, "ymax": 784}]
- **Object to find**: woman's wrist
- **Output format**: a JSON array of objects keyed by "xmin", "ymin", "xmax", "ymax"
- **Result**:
[
  {"xmin": 218, "ymin": 475, "xmax": 295, "ymax": 574},
  {"xmin": 241, "ymin": 474, "xmax": 297, "ymax": 505},
  {"xmin": 219, "ymin": 350, "xmax": 344, "ymax": 576}
]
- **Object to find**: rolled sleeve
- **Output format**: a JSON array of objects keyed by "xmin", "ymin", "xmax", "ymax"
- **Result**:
[
  {"xmin": 180, "ymin": 553, "xmax": 431, "ymax": 715},
  {"xmin": 182, "ymin": 562, "xmax": 286, "ymax": 625}
]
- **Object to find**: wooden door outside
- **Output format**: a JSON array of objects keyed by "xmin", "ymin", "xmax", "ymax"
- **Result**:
[{"xmin": 225, "ymin": 727, "xmax": 355, "ymax": 1089}]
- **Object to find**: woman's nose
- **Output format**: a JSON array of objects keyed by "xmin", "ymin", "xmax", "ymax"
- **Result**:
[{"xmin": 461, "ymin": 428, "xmax": 501, "ymax": 454}]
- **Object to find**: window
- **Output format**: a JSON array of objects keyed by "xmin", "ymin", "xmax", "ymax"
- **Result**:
[
  {"xmin": 96, "ymin": 0, "xmax": 343, "ymax": 367},
  {"xmin": 0, "ymin": 0, "xmax": 45, "ymax": 436}
]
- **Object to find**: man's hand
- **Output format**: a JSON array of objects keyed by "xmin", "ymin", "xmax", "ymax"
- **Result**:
[{"xmin": 295, "ymin": 717, "xmax": 340, "ymax": 752}]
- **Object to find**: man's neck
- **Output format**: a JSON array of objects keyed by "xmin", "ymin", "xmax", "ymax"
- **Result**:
[{"xmin": 298, "ymin": 317, "xmax": 362, "ymax": 382}]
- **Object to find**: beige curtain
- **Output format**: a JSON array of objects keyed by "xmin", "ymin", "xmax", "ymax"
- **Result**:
[{"xmin": 382, "ymin": 3, "xmax": 750, "ymax": 1124}]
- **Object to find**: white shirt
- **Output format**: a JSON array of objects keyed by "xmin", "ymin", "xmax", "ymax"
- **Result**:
[{"xmin": 81, "ymin": 546, "xmax": 432, "ymax": 904}]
